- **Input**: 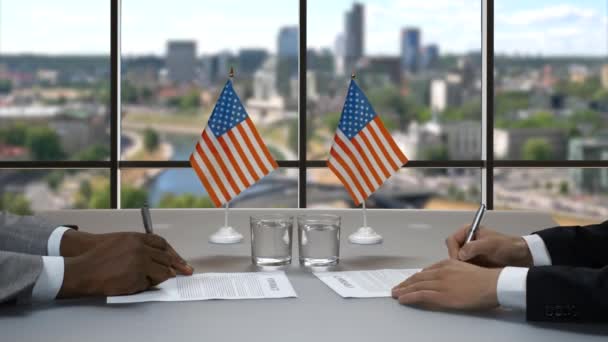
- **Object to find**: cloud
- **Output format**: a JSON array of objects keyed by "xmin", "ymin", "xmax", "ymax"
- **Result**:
[{"xmin": 498, "ymin": 4, "xmax": 601, "ymax": 26}]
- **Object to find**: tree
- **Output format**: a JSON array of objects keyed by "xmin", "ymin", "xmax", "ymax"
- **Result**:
[
  {"xmin": 89, "ymin": 187, "xmax": 111, "ymax": 209},
  {"xmin": 422, "ymin": 145, "xmax": 449, "ymax": 161},
  {"xmin": 159, "ymin": 194, "xmax": 214, "ymax": 208},
  {"xmin": 287, "ymin": 119, "xmax": 298, "ymax": 154},
  {"xmin": 79, "ymin": 180, "xmax": 93, "ymax": 200},
  {"xmin": 559, "ymin": 181, "xmax": 569, "ymax": 195},
  {"xmin": 0, "ymin": 79, "xmax": 12, "ymax": 94},
  {"xmin": 121, "ymin": 186, "xmax": 148, "ymax": 208},
  {"xmin": 0, "ymin": 193, "xmax": 32, "ymax": 216},
  {"xmin": 143, "ymin": 128, "xmax": 160, "ymax": 152},
  {"xmin": 0, "ymin": 123, "xmax": 28, "ymax": 146},
  {"xmin": 73, "ymin": 144, "xmax": 110, "ymax": 161},
  {"xmin": 25, "ymin": 127, "xmax": 65, "ymax": 160},
  {"xmin": 522, "ymin": 138, "xmax": 553, "ymax": 161},
  {"xmin": 179, "ymin": 91, "xmax": 201, "ymax": 111},
  {"xmin": 46, "ymin": 171, "xmax": 65, "ymax": 191}
]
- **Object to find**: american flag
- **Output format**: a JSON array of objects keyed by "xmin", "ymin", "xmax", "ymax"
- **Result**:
[
  {"xmin": 190, "ymin": 80, "xmax": 278, "ymax": 207},
  {"xmin": 328, "ymin": 80, "xmax": 408, "ymax": 206}
]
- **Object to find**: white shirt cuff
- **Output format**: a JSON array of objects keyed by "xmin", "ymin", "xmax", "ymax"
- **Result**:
[
  {"xmin": 496, "ymin": 266, "xmax": 528, "ymax": 310},
  {"xmin": 522, "ymin": 234, "xmax": 552, "ymax": 266},
  {"xmin": 31, "ymin": 256, "xmax": 64, "ymax": 302},
  {"xmin": 47, "ymin": 226, "xmax": 71, "ymax": 256}
]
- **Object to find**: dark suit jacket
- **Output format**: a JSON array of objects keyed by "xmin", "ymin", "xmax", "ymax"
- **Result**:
[{"xmin": 527, "ymin": 221, "xmax": 608, "ymax": 323}]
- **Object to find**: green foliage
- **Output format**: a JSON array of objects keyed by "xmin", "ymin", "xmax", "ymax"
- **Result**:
[
  {"xmin": 422, "ymin": 145, "xmax": 449, "ymax": 161},
  {"xmin": 179, "ymin": 91, "xmax": 201, "ymax": 110},
  {"xmin": 73, "ymin": 144, "xmax": 110, "ymax": 161},
  {"xmin": 159, "ymin": 193, "xmax": 214, "ymax": 208},
  {"xmin": 367, "ymin": 86, "xmax": 419, "ymax": 130},
  {"xmin": 447, "ymin": 185, "xmax": 465, "ymax": 201},
  {"xmin": 89, "ymin": 187, "xmax": 111, "ymax": 209},
  {"xmin": 0, "ymin": 122, "xmax": 28, "ymax": 146},
  {"xmin": 46, "ymin": 170, "xmax": 65, "ymax": 191},
  {"xmin": 559, "ymin": 181, "xmax": 569, "ymax": 195},
  {"xmin": 323, "ymin": 112, "xmax": 342, "ymax": 133},
  {"xmin": 25, "ymin": 127, "xmax": 65, "ymax": 160},
  {"xmin": 442, "ymin": 99, "xmax": 481, "ymax": 122},
  {"xmin": 522, "ymin": 138, "xmax": 553, "ymax": 161},
  {"xmin": 287, "ymin": 119, "xmax": 298, "ymax": 154},
  {"xmin": 0, "ymin": 193, "xmax": 32, "ymax": 216},
  {"xmin": 121, "ymin": 186, "xmax": 149, "ymax": 209},
  {"xmin": 143, "ymin": 128, "xmax": 160, "ymax": 152},
  {"xmin": 79, "ymin": 180, "xmax": 93, "ymax": 200},
  {"xmin": 0, "ymin": 79, "xmax": 12, "ymax": 94},
  {"xmin": 494, "ymin": 91, "xmax": 530, "ymax": 124},
  {"xmin": 556, "ymin": 77, "xmax": 602, "ymax": 100}
]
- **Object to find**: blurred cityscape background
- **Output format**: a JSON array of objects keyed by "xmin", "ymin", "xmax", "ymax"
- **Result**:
[{"xmin": 0, "ymin": 0, "xmax": 607, "ymax": 226}]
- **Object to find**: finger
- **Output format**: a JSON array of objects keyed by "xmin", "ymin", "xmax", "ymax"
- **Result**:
[
  {"xmin": 398, "ymin": 290, "xmax": 442, "ymax": 308},
  {"xmin": 143, "ymin": 234, "xmax": 169, "ymax": 251},
  {"xmin": 146, "ymin": 264, "xmax": 176, "ymax": 286},
  {"xmin": 392, "ymin": 270, "xmax": 439, "ymax": 293},
  {"xmin": 458, "ymin": 239, "xmax": 493, "ymax": 261},
  {"xmin": 146, "ymin": 246, "xmax": 172, "ymax": 267},
  {"xmin": 392, "ymin": 280, "xmax": 442, "ymax": 298},
  {"xmin": 167, "ymin": 245, "xmax": 194, "ymax": 275},
  {"xmin": 446, "ymin": 225, "xmax": 471, "ymax": 258}
]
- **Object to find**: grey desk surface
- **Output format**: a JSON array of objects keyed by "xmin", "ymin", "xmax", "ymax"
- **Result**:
[{"xmin": 1, "ymin": 209, "xmax": 608, "ymax": 342}]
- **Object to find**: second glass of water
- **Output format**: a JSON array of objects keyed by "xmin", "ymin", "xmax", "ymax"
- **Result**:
[
  {"xmin": 251, "ymin": 214, "xmax": 293, "ymax": 266},
  {"xmin": 298, "ymin": 214, "xmax": 341, "ymax": 266}
]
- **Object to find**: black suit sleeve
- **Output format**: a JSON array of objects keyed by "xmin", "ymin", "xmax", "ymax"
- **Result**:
[
  {"xmin": 527, "ymin": 266, "xmax": 608, "ymax": 323},
  {"xmin": 534, "ymin": 220, "xmax": 608, "ymax": 268}
]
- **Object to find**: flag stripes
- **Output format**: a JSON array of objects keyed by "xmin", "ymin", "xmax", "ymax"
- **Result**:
[
  {"xmin": 190, "ymin": 118, "xmax": 277, "ymax": 207},
  {"xmin": 327, "ymin": 80, "xmax": 408, "ymax": 206}
]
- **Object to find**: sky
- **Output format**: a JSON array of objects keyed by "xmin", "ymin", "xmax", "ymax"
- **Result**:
[{"xmin": 0, "ymin": 0, "xmax": 606, "ymax": 56}]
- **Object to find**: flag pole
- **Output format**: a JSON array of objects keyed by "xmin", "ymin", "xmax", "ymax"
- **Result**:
[
  {"xmin": 224, "ymin": 201, "xmax": 229, "ymax": 230},
  {"xmin": 208, "ymin": 66, "xmax": 243, "ymax": 244},
  {"xmin": 347, "ymin": 71, "xmax": 383, "ymax": 245},
  {"xmin": 362, "ymin": 200, "xmax": 367, "ymax": 228}
]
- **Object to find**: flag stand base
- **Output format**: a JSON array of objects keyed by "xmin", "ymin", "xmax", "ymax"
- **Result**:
[
  {"xmin": 348, "ymin": 227, "xmax": 383, "ymax": 245},
  {"xmin": 209, "ymin": 226, "xmax": 243, "ymax": 244}
]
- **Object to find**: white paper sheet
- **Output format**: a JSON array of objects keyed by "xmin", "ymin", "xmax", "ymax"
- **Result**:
[
  {"xmin": 107, "ymin": 271, "xmax": 297, "ymax": 304},
  {"xmin": 314, "ymin": 269, "xmax": 421, "ymax": 298}
]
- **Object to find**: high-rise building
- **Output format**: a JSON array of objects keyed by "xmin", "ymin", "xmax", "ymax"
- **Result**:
[
  {"xmin": 421, "ymin": 44, "xmax": 439, "ymax": 70},
  {"xmin": 238, "ymin": 49, "xmax": 268, "ymax": 76},
  {"xmin": 344, "ymin": 3, "xmax": 364, "ymax": 73},
  {"xmin": 166, "ymin": 40, "xmax": 197, "ymax": 84},
  {"xmin": 278, "ymin": 26, "xmax": 298, "ymax": 58},
  {"xmin": 401, "ymin": 28, "xmax": 421, "ymax": 74}
]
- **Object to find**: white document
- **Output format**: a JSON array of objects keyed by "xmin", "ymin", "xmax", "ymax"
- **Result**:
[
  {"xmin": 107, "ymin": 271, "xmax": 297, "ymax": 304},
  {"xmin": 314, "ymin": 269, "xmax": 421, "ymax": 298}
]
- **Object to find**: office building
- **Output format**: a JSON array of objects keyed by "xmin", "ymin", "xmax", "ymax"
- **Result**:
[
  {"xmin": 430, "ymin": 74, "xmax": 463, "ymax": 112},
  {"xmin": 278, "ymin": 26, "xmax": 298, "ymax": 58},
  {"xmin": 601, "ymin": 64, "xmax": 608, "ymax": 90},
  {"xmin": 401, "ymin": 28, "xmax": 421, "ymax": 74},
  {"xmin": 421, "ymin": 44, "xmax": 439, "ymax": 70},
  {"xmin": 356, "ymin": 56, "xmax": 401, "ymax": 86},
  {"xmin": 569, "ymin": 136, "xmax": 608, "ymax": 193},
  {"xmin": 166, "ymin": 41, "xmax": 197, "ymax": 84},
  {"xmin": 344, "ymin": 3, "xmax": 364, "ymax": 73},
  {"xmin": 238, "ymin": 49, "xmax": 268, "ymax": 76}
]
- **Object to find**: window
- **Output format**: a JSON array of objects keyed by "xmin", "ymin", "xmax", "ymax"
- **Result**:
[{"xmin": 0, "ymin": 0, "xmax": 603, "ymax": 226}]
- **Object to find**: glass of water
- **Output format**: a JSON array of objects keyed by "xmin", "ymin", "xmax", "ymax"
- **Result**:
[
  {"xmin": 297, "ymin": 214, "xmax": 341, "ymax": 266},
  {"xmin": 250, "ymin": 214, "xmax": 293, "ymax": 266}
]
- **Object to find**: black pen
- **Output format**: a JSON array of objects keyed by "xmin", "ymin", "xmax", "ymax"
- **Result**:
[
  {"xmin": 465, "ymin": 204, "xmax": 486, "ymax": 243},
  {"xmin": 141, "ymin": 202, "xmax": 154, "ymax": 234}
]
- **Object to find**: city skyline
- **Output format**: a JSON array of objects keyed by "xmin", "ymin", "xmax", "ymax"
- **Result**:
[{"xmin": 0, "ymin": 0, "xmax": 605, "ymax": 56}]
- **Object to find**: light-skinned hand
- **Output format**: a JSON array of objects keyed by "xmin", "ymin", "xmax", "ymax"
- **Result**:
[
  {"xmin": 445, "ymin": 225, "xmax": 533, "ymax": 267},
  {"xmin": 391, "ymin": 259, "xmax": 501, "ymax": 311}
]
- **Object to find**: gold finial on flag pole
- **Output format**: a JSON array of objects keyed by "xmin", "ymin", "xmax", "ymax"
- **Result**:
[
  {"xmin": 351, "ymin": 70, "xmax": 357, "ymax": 80},
  {"xmin": 229, "ymin": 66, "xmax": 235, "ymax": 79}
]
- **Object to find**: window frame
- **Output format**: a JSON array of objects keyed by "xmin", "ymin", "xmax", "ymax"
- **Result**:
[{"xmin": 2, "ymin": 0, "xmax": 607, "ymax": 210}]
